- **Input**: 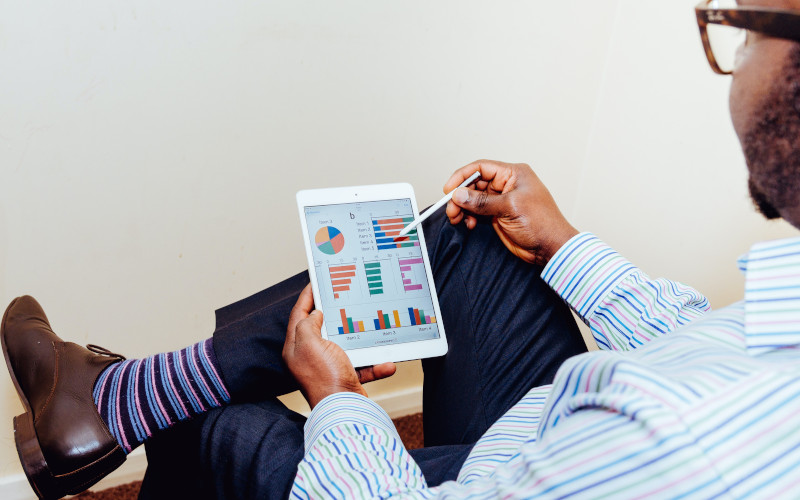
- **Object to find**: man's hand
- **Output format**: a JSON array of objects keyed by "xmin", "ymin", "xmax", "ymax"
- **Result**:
[
  {"xmin": 282, "ymin": 285, "xmax": 397, "ymax": 409},
  {"xmin": 444, "ymin": 159, "xmax": 579, "ymax": 267}
]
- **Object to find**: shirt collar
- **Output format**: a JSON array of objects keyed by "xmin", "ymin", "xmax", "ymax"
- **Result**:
[{"xmin": 741, "ymin": 236, "xmax": 800, "ymax": 354}]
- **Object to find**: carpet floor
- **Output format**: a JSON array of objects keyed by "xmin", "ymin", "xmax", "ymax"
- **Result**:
[{"xmin": 74, "ymin": 412, "xmax": 424, "ymax": 499}]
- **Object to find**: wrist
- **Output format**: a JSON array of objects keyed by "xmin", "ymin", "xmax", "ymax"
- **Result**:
[
  {"xmin": 540, "ymin": 224, "xmax": 579, "ymax": 264},
  {"xmin": 307, "ymin": 384, "xmax": 367, "ymax": 409}
]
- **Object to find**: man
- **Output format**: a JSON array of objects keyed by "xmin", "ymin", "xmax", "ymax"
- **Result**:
[{"xmin": 4, "ymin": 0, "xmax": 800, "ymax": 497}]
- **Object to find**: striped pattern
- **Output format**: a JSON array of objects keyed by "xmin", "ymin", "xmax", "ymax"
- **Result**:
[
  {"xmin": 93, "ymin": 338, "xmax": 230, "ymax": 453},
  {"xmin": 294, "ymin": 393, "xmax": 427, "ymax": 499},
  {"xmin": 291, "ymin": 233, "xmax": 800, "ymax": 498},
  {"xmin": 543, "ymin": 233, "xmax": 711, "ymax": 350},
  {"xmin": 742, "ymin": 236, "xmax": 800, "ymax": 354}
]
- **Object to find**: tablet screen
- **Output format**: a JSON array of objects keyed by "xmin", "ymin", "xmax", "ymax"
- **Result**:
[{"xmin": 304, "ymin": 198, "xmax": 441, "ymax": 351}]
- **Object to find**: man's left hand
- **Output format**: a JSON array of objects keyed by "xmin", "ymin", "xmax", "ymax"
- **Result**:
[{"xmin": 282, "ymin": 285, "xmax": 397, "ymax": 409}]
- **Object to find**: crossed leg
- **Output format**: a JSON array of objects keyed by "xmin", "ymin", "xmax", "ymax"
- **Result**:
[{"xmin": 138, "ymin": 209, "xmax": 586, "ymax": 499}]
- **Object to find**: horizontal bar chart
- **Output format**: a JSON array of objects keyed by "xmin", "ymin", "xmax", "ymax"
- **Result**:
[
  {"xmin": 398, "ymin": 257, "xmax": 425, "ymax": 292},
  {"xmin": 372, "ymin": 216, "xmax": 420, "ymax": 250},
  {"xmin": 329, "ymin": 264, "xmax": 356, "ymax": 299},
  {"xmin": 364, "ymin": 261, "xmax": 384, "ymax": 296}
]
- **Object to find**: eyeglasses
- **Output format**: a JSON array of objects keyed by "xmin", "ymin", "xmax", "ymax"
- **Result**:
[{"xmin": 695, "ymin": 0, "xmax": 800, "ymax": 74}]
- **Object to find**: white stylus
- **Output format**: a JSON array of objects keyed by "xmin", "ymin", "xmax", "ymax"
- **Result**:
[{"xmin": 398, "ymin": 171, "xmax": 481, "ymax": 237}]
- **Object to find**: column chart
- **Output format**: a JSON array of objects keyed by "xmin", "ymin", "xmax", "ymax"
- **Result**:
[
  {"xmin": 408, "ymin": 307, "xmax": 437, "ymax": 325},
  {"xmin": 374, "ymin": 309, "xmax": 403, "ymax": 330},
  {"xmin": 338, "ymin": 308, "xmax": 367, "ymax": 335}
]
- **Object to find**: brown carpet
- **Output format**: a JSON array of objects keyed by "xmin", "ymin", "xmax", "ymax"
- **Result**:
[{"xmin": 75, "ymin": 412, "xmax": 424, "ymax": 499}]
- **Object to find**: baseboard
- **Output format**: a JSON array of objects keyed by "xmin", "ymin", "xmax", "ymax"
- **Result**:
[
  {"xmin": 0, "ymin": 447, "xmax": 147, "ymax": 500},
  {"xmin": 372, "ymin": 385, "xmax": 423, "ymax": 418},
  {"xmin": 0, "ymin": 385, "xmax": 423, "ymax": 499}
]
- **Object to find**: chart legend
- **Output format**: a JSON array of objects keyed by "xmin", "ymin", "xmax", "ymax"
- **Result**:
[{"xmin": 372, "ymin": 216, "xmax": 420, "ymax": 250}]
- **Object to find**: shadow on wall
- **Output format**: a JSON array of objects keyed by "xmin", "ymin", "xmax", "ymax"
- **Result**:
[{"xmin": 0, "ymin": 202, "xmax": 23, "ymax": 459}]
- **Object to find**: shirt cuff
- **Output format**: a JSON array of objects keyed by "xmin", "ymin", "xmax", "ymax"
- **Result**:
[
  {"xmin": 303, "ymin": 392, "xmax": 400, "ymax": 452},
  {"xmin": 541, "ymin": 232, "xmax": 637, "ymax": 318}
]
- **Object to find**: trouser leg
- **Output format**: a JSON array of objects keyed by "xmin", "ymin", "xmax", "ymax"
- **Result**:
[
  {"xmin": 420, "ymin": 213, "xmax": 587, "ymax": 446},
  {"xmin": 140, "ymin": 399, "xmax": 474, "ymax": 498},
  {"xmin": 211, "ymin": 271, "xmax": 308, "ymax": 403}
]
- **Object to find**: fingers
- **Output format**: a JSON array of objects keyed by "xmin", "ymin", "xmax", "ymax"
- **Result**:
[
  {"xmin": 286, "ymin": 285, "xmax": 315, "ymax": 346},
  {"xmin": 295, "ymin": 310, "xmax": 324, "ymax": 347},
  {"xmin": 450, "ymin": 187, "xmax": 508, "ymax": 217},
  {"xmin": 442, "ymin": 160, "xmax": 510, "ymax": 193},
  {"xmin": 356, "ymin": 362, "xmax": 397, "ymax": 384},
  {"xmin": 444, "ymin": 160, "xmax": 520, "ymax": 227}
]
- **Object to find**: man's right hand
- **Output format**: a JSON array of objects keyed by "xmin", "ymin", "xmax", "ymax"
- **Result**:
[{"xmin": 444, "ymin": 159, "xmax": 579, "ymax": 267}]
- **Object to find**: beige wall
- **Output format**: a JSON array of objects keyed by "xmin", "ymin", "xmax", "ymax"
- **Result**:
[{"xmin": 1, "ymin": 0, "xmax": 796, "ymax": 481}]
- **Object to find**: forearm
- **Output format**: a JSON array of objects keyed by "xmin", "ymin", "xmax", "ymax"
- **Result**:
[
  {"xmin": 542, "ymin": 233, "xmax": 710, "ymax": 350},
  {"xmin": 291, "ymin": 393, "xmax": 429, "ymax": 499}
]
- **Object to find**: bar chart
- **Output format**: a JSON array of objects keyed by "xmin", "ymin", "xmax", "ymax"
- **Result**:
[
  {"xmin": 329, "ymin": 264, "xmax": 357, "ymax": 299},
  {"xmin": 372, "ymin": 216, "xmax": 420, "ymax": 251},
  {"xmin": 373, "ymin": 309, "xmax": 403, "ymax": 330},
  {"xmin": 336, "ymin": 307, "xmax": 411, "ymax": 334},
  {"xmin": 408, "ymin": 307, "xmax": 436, "ymax": 325},
  {"xmin": 398, "ymin": 257, "xmax": 425, "ymax": 292},
  {"xmin": 363, "ymin": 260, "xmax": 384, "ymax": 296},
  {"xmin": 338, "ymin": 309, "xmax": 366, "ymax": 334}
]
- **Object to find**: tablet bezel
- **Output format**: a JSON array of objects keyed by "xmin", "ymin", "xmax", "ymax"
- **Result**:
[{"xmin": 296, "ymin": 183, "xmax": 448, "ymax": 368}]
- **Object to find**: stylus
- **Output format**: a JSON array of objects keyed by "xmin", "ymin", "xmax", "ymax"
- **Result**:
[{"xmin": 398, "ymin": 171, "xmax": 481, "ymax": 237}]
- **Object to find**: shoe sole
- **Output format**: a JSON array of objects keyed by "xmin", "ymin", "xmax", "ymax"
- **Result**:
[{"xmin": 1, "ymin": 298, "xmax": 124, "ymax": 499}]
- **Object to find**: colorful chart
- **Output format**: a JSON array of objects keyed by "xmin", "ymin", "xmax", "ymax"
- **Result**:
[
  {"xmin": 329, "ymin": 264, "xmax": 356, "ymax": 299},
  {"xmin": 372, "ymin": 216, "xmax": 420, "ymax": 251},
  {"xmin": 364, "ymin": 261, "xmax": 384, "ymax": 296},
  {"xmin": 315, "ymin": 226, "xmax": 345, "ymax": 255},
  {"xmin": 398, "ymin": 257, "xmax": 425, "ymax": 292},
  {"xmin": 336, "ymin": 307, "xmax": 405, "ymax": 334},
  {"xmin": 408, "ymin": 307, "xmax": 436, "ymax": 325}
]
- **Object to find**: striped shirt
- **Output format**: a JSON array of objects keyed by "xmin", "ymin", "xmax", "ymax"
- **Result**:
[{"xmin": 291, "ymin": 232, "xmax": 800, "ymax": 498}]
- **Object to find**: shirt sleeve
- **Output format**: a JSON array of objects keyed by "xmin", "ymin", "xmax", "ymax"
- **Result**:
[
  {"xmin": 290, "ymin": 392, "xmax": 430, "ymax": 500},
  {"xmin": 541, "ymin": 232, "xmax": 711, "ymax": 351},
  {"xmin": 292, "ymin": 391, "xmax": 720, "ymax": 499}
]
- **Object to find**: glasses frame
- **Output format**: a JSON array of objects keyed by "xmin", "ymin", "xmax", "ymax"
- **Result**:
[{"xmin": 695, "ymin": 0, "xmax": 800, "ymax": 74}]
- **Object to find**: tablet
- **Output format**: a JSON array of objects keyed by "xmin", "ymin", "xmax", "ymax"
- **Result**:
[{"xmin": 296, "ymin": 183, "xmax": 448, "ymax": 367}]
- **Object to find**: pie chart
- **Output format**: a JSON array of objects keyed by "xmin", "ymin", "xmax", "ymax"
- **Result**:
[{"xmin": 315, "ymin": 226, "xmax": 345, "ymax": 255}]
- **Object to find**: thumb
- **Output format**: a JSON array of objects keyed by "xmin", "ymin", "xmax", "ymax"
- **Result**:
[
  {"xmin": 451, "ymin": 187, "xmax": 507, "ymax": 216},
  {"xmin": 296, "ymin": 310, "xmax": 325, "ymax": 343}
]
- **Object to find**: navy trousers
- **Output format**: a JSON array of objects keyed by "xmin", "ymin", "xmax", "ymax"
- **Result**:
[{"xmin": 138, "ymin": 210, "xmax": 587, "ymax": 499}]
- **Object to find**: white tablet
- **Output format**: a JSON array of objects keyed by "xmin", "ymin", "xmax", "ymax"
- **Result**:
[{"xmin": 296, "ymin": 183, "xmax": 448, "ymax": 368}]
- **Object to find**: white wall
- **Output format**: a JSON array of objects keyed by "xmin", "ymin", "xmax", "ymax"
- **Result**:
[{"xmin": 0, "ymin": 0, "xmax": 795, "ymax": 486}]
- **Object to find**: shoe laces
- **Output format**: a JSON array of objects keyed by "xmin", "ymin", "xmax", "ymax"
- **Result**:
[{"xmin": 86, "ymin": 344, "xmax": 127, "ymax": 362}]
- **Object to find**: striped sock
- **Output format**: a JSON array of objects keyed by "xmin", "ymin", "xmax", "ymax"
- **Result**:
[{"xmin": 92, "ymin": 339, "xmax": 230, "ymax": 453}]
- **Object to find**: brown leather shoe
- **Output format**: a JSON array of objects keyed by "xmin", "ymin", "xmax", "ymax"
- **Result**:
[{"xmin": 1, "ymin": 296, "xmax": 127, "ymax": 499}]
